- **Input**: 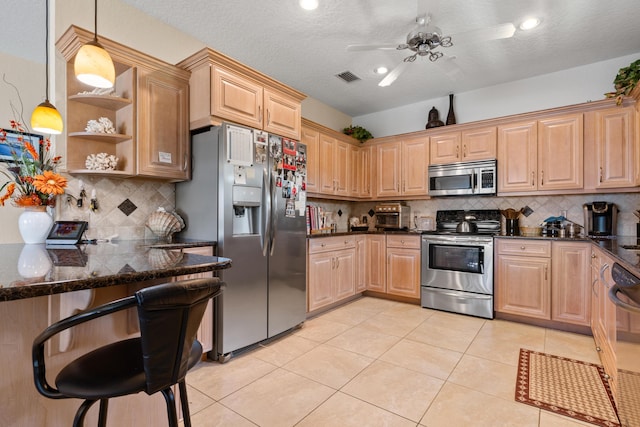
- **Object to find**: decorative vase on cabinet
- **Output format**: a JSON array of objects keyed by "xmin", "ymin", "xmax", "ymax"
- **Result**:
[
  {"xmin": 446, "ymin": 93, "xmax": 456, "ymax": 125},
  {"xmin": 18, "ymin": 206, "xmax": 53, "ymax": 244}
]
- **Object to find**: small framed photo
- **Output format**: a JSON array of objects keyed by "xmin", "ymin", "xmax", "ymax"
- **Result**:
[{"xmin": 0, "ymin": 129, "xmax": 43, "ymax": 163}]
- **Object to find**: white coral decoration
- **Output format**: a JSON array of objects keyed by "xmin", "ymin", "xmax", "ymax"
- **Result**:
[
  {"xmin": 85, "ymin": 117, "xmax": 116, "ymax": 134},
  {"xmin": 85, "ymin": 153, "xmax": 119, "ymax": 170}
]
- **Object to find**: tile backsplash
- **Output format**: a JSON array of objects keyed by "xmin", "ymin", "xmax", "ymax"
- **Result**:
[
  {"xmin": 310, "ymin": 193, "xmax": 640, "ymax": 237},
  {"xmin": 56, "ymin": 174, "xmax": 176, "ymax": 240}
]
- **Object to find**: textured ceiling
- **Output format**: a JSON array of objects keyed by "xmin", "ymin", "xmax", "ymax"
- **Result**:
[{"xmin": 4, "ymin": 0, "xmax": 640, "ymax": 117}]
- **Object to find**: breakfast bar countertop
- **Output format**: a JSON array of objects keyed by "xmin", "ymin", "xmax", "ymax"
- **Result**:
[{"xmin": 0, "ymin": 239, "xmax": 231, "ymax": 302}]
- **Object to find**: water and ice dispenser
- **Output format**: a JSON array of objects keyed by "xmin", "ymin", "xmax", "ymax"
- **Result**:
[{"xmin": 232, "ymin": 185, "xmax": 261, "ymax": 235}]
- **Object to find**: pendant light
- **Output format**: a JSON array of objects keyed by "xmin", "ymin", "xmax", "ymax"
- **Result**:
[
  {"xmin": 31, "ymin": 0, "xmax": 63, "ymax": 135},
  {"xmin": 73, "ymin": 0, "xmax": 115, "ymax": 88}
]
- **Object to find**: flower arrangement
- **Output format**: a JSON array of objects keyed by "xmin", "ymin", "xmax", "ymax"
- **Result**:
[
  {"xmin": 0, "ymin": 120, "xmax": 67, "ymax": 207},
  {"xmin": 343, "ymin": 125, "xmax": 373, "ymax": 143}
]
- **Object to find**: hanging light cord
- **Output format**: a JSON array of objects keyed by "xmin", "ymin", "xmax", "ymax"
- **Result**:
[
  {"xmin": 93, "ymin": 0, "xmax": 99, "ymax": 42},
  {"xmin": 44, "ymin": 0, "xmax": 50, "ymax": 102}
]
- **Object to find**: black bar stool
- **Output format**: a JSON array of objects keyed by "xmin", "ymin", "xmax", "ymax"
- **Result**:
[{"xmin": 32, "ymin": 277, "xmax": 223, "ymax": 427}]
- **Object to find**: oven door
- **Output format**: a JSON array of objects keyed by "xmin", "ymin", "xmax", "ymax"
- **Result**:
[{"xmin": 421, "ymin": 235, "xmax": 493, "ymax": 295}]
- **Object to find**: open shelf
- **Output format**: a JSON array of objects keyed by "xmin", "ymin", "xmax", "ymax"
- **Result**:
[
  {"xmin": 68, "ymin": 94, "xmax": 132, "ymax": 110},
  {"xmin": 67, "ymin": 169, "xmax": 135, "ymax": 178},
  {"xmin": 68, "ymin": 132, "xmax": 132, "ymax": 143}
]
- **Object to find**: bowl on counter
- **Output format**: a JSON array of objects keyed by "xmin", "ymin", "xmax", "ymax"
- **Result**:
[{"xmin": 519, "ymin": 226, "xmax": 542, "ymax": 237}]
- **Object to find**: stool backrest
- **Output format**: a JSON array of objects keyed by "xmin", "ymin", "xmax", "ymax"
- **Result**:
[{"xmin": 135, "ymin": 278, "xmax": 221, "ymax": 394}]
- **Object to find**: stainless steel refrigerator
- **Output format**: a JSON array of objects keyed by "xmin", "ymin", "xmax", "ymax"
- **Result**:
[{"xmin": 176, "ymin": 123, "xmax": 307, "ymax": 361}]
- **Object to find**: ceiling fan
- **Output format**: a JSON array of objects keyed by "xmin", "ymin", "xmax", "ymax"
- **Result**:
[{"xmin": 347, "ymin": 11, "xmax": 516, "ymax": 87}]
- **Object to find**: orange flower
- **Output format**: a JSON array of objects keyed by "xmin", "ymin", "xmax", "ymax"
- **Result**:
[
  {"xmin": 33, "ymin": 171, "xmax": 67, "ymax": 195},
  {"xmin": 0, "ymin": 183, "xmax": 15, "ymax": 206},
  {"xmin": 24, "ymin": 141, "xmax": 39, "ymax": 161}
]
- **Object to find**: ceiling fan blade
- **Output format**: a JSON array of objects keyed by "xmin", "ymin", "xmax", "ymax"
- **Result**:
[
  {"xmin": 378, "ymin": 61, "xmax": 410, "ymax": 87},
  {"xmin": 346, "ymin": 44, "xmax": 400, "ymax": 51},
  {"xmin": 452, "ymin": 23, "xmax": 516, "ymax": 45}
]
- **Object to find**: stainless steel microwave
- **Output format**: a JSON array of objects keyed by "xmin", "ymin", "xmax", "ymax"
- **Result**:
[{"xmin": 428, "ymin": 159, "xmax": 497, "ymax": 197}]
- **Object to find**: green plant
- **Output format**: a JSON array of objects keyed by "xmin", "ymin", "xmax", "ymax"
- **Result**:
[
  {"xmin": 605, "ymin": 59, "xmax": 640, "ymax": 104},
  {"xmin": 343, "ymin": 125, "xmax": 373, "ymax": 143}
]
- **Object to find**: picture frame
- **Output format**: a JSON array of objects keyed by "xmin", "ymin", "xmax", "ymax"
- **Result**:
[{"xmin": 0, "ymin": 129, "xmax": 43, "ymax": 163}]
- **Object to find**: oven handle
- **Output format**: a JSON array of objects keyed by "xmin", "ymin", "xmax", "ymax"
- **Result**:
[
  {"xmin": 608, "ymin": 285, "xmax": 640, "ymax": 314},
  {"xmin": 424, "ymin": 288, "xmax": 493, "ymax": 300}
]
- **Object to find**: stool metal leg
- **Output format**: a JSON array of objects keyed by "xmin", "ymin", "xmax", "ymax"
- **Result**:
[
  {"xmin": 73, "ymin": 399, "xmax": 99, "ymax": 427},
  {"xmin": 97, "ymin": 399, "xmax": 108, "ymax": 427},
  {"xmin": 161, "ymin": 387, "xmax": 179, "ymax": 427},
  {"xmin": 179, "ymin": 381, "xmax": 192, "ymax": 427}
]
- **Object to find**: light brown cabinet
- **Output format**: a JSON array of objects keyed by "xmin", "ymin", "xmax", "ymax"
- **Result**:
[
  {"xmin": 178, "ymin": 48, "xmax": 304, "ymax": 140},
  {"xmin": 349, "ymin": 145, "xmax": 372, "ymax": 198},
  {"xmin": 498, "ymin": 114, "xmax": 583, "ymax": 193},
  {"xmin": 319, "ymin": 134, "xmax": 349, "ymax": 196},
  {"xmin": 58, "ymin": 26, "xmax": 191, "ymax": 181},
  {"xmin": 590, "ymin": 246, "xmax": 617, "ymax": 393},
  {"xmin": 584, "ymin": 105, "xmax": 637, "ymax": 189},
  {"xmin": 429, "ymin": 126, "xmax": 496, "ymax": 164},
  {"xmin": 385, "ymin": 235, "xmax": 421, "ymax": 298},
  {"xmin": 495, "ymin": 239, "xmax": 551, "ymax": 319},
  {"xmin": 301, "ymin": 125, "xmax": 320, "ymax": 193},
  {"xmin": 307, "ymin": 236, "xmax": 356, "ymax": 312},
  {"xmin": 365, "ymin": 234, "xmax": 387, "ymax": 293},
  {"xmin": 550, "ymin": 241, "xmax": 591, "ymax": 325},
  {"xmin": 374, "ymin": 135, "xmax": 429, "ymax": 198}
]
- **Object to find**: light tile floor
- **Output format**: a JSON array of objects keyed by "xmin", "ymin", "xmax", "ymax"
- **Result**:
[{"xmin": 183, "ymin": 297, "xmax": 601, "ymax": 426}]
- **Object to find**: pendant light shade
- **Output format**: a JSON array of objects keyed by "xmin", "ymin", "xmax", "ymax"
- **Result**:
[
  {"xmin": 74, "ymin": 0, "xmax": 115, "ymax": 88},
  {"xmin": 30, "ymin": 0, "xmax": 63, "ymax": 135},
  {"xmin": 31, "ymin": 100, "xmax": 63, "ymax": 134}
]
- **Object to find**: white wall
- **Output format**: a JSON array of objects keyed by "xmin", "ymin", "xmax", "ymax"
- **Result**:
[{"xmin": 354, "ymin": 52, "xmax": 640, "ymax": 138}]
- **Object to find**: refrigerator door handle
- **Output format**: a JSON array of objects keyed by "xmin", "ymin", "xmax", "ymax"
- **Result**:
[
  {"xmin": 261, "ymin": 167, "xmax": 270, "ymax": 256},
  {"xmin": 269, "ymin": 169, "xmax": 278, "ymax": 256}
]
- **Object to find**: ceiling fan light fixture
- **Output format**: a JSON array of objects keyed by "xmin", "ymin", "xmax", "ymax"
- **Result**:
[
  {"xmin": 519, "ymin": 18, "xmax": 540, "ymax": 30},
  {"xmin": 74, "ymin": 0, "xmax": 115, "ymax": 88},
  {"xmin": 299, "ymin": 0, "xmax": 318, "ymax": 11},
  {"xmin": 374, "ymin": 66, "xmax": 388, "ymax": 75}
]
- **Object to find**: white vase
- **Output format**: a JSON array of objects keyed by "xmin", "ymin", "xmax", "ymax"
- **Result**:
[{"xmin": 18, "ymin": 206, "xmax": 53, "ymax": 244}]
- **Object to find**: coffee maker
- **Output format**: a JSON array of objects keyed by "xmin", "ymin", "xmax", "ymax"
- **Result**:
[{"xmin": 583, "ymin": 202, "xmax": 618, "ymax": 237}]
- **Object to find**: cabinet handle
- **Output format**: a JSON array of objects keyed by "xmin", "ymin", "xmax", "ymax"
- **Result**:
[
  {"xmin": 258, "ymin": 106, "xmax": 262, "ymax": 120},
  {"xmin": 596, "ymin": 346, "xmax": 602, "ymax": 352},
  {"xmin": 401, "ymin": 240, "xmax": 405, "ymax": 244},
  {"xmin": 463, "ymin": 144, "xmax": 467, "ymax": 157},
  {"xmin": 531, "ymin": 172, "xmax": 535, "ymax": 186},
  {"xmin": 331, "ymin": 257, "xmax": 335, "ymax": 269},
  {"xmin": 603, "ymin": 373, "xmax": 610, "ymax": 380},
  {"xmin": 183, "ymin": 153, "xmax": 188, "ymax": 171},
  {"xmin": 267, "ymin": 110, "xmax": 271, "ymax": 125},
  {"xmin": 456, "ymin": 145, "xmax": 459, "ymax": 158},
  {"xmin": 336, "ymin": 257, "xmax": 339, "ymax": 269},
  {"xmin": 591, "ymin": 253, "xmax": 596, "ymax": 258},
  {"xmin": 321, "ymin": 243, "xmax": 326, "ymax": 247},
  {"xmin": 540, "ymin": 170, "xmax": 544, "ymax": 186},
  {"xmin": 592, "ymin": 277, "xmax": 599, "ymax": 297},
  {"xmin": 599, "ymin": 167, "xmax": 603, "ymax": 183},
  {"xmin": 544, "ymin": 266, "xmax": 548, "ymax": 281},
  {"xmin": 520, "ymin": 246, "xmax": 526, "ymax": 250},
  {"xmin": 600, "ymin": 263, "xmax": 609, "ymax": 281}
]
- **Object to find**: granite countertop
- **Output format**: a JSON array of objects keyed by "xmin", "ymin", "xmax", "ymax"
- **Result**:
[{"xmin": 0, "ymin": 239, "xmax": 230, "ymax": 302}]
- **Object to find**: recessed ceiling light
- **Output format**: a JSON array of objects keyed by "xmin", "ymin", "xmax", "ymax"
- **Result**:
[
  {"xmin": 519, "ymin": 18, "xmax": 540, "ymax": 30},
  {"xmin": 374, "ymin": 66, "xmax": 388, "ymax": 75},
  {"xmin": 299, "ymin": 0, "xmax": 318, "ymax": 10}
]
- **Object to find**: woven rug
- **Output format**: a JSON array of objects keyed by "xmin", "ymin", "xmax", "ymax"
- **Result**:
[{"xmin": 516, "ymin": 348, "xmax": 620, "ymax": 427}]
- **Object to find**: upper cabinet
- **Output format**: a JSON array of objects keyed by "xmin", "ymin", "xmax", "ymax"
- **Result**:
[
  {"xmin": 498, "ymin": 113, "xmax": 583, "ymax": 193},
  {"xmin": 430, "ymin": 126, "xmax": 496, "ymax": 164},
  {"xmin": 57, "ymin": 26, "xmax": 191, "ymax": 181},
  {"xmin": 374, "ymin": 135, "xmax": 429, "ymax": 199},
  {"xmin": 178, "ymin": 48, "xmax": 305, "ymax": 140},
  {"xmin": 584, "ymin": 105, "xmax": 637, "ymax": 189}
]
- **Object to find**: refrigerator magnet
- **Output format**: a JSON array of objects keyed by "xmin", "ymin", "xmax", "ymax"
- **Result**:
[
  {"xmin": 283, "ymin": 138, "xmax": 296, "ymax": 155},
  {"xmin": 285, "ymin": 199, "xmax": 296, "ymax": 218}
]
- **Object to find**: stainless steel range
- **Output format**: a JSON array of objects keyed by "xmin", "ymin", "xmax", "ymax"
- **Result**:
[{"xmin": 420, "ymin": 209, "xmax": 501, "ymax": 319}]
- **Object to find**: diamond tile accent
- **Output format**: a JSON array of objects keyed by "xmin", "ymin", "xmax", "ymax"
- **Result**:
[{"xmin": 118, "ymin": 199, "xmax": 138, "ymax": 216}]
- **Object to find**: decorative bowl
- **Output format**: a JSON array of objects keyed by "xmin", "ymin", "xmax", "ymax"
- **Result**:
[{"xmin": 520, "ymin": 226, "xmax": 542, "ymax": 237}]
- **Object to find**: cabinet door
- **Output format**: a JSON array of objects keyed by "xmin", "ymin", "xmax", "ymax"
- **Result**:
[
  {"xmin": 307, "ymin": 251, "xmax": 334, "ymax": 311},
  {"xmin": 355, "ymin": 235, "xmax": 367, "ymax": 292},
  {"xmin": 367, "ymin": 235, "xmax": 386, "ymax": 292},
  {"xmin": 551, "ymin": 241, "xmax": 590, "ymax": 326},
  {"xmin": 386, "ymin": 248, "xmax": 420, "ymax": 298},
  {"xmin": 360, "ymin": 146, "xmax": 372, "ymax": 198},
  {"xmin": 593, "ymin": 107, "xmax": 636, "ymax": 188},
  {"xmin": 264, "ymin": 88, "xmax": 301, "ymax": 140},
  {"xmin": 212, "ymin": 67, "xmax": 263, "ymax": 129},
  {"xmin": 334, "ymin": 249, "xmax": 356, "ymax": 301},
  {"xmin": 301, "ymin": 126, "xmax": 320, "ymax": 193},
  {"xmin": 402, "ymin": 136, "xmax": 429, "ymax": 196},
  {"xmin": 497, "ymin": 121, "xmax": 538, "ymax": 192},
  {"xmin": 461, "ymin": 126, "xmax": 497, "ymax": 161},
  {"xmin": 176, "ymin": 247, "xmax": 214, "ymax": 353},
  {"xmin": 137, "ymin": 68, "xmax": 190, "ymax": 180},
  {"xmin": 318, "ymin": 134, "xmax": 336, "ymax": 194},
  {"xmin": 538, "ymin": 114, "xmax": 583, "ymax": 190},
  {"xmin": 496, "ymin": 255, "xmax": 550, "ymax": 319},
  {"xmin": 334, "ymin": 140, "xmax": 350, "ymax": 196},
  {"xmin": 375, "ymin": 141, "xmax": 401, "ymax": 197},
  {"xmin": 349, "ymin": 144, "xmax": 361, "ymax": 197},
  {"xmin": 429, "ymin": 132, "xmax": 461, "ymax": 164}
]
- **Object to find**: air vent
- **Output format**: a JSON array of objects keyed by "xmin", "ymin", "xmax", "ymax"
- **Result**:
[{"xmin": 335, "ymin": 71, "xmax": 361, "ymax": 83}]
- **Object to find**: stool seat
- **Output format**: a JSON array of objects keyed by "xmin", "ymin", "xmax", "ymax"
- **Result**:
[{"xmin": 33, "ymin": 277, "xmax": 223, "ymax": 427}]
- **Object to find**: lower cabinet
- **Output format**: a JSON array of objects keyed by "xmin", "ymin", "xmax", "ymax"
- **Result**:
[
  {"xmin": 386, "ymin": 235, "xmax": 421, "ymax": 298},
  {"xmin": 365, "ymin": 235, "xmax": 387, "ymax": 292},
  {"xmin": 307, "ymin": 236, "xmax": 356, "ymax": 312},
  {"xmin": 174, "ymin": 246, "xmax": 215, "ymax": 353},
  {"xmin": 495, "ymin": 238, "xmax": 591, "ymax": 327}
]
